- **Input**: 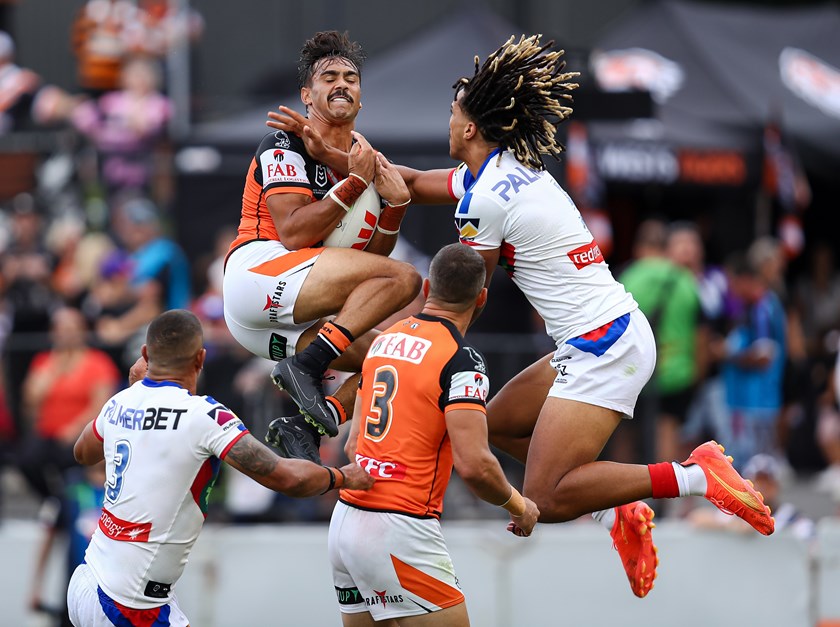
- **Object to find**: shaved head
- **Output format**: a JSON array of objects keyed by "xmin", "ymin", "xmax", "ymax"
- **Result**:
[{"xmin": 145, "ymin": 310, "xmax": 203, "ymax": 371}]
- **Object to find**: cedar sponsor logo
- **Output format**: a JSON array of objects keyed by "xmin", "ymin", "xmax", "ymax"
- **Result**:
[
  {"xmin": 568, "ymin": 240, "xmax": 604, "ymax": 269},
  {"xmin": 99, "ymin": 508, "xmax": 151, "ymax": 542}
]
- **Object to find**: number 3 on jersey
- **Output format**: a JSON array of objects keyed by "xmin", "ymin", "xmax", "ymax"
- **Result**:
[
  {"xmin": 365, "ymin": 366, "xmax": 398, "ymax": 442},
  {"xmin": 105, "ymin": 440, "xmax": 132, "ymax": 504}
]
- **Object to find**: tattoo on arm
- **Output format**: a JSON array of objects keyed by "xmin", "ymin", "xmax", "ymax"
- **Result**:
[{"xmin": 227, "ymin": 437, "xmax": 277, "ymax": 476}]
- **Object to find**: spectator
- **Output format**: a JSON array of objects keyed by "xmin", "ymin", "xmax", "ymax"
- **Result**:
[
  {"xmin": 690, "ymin": 453, "xmax": 813, "ymax": 542},
  {"xmin": 620, "ymin": 219, "xmax": 703, "ymax": 466},
  {"xmin": 96, "ymin": 197, "xmax": 190, "ymax": 367},
  {"xmin": 70, "ymin": 0, "xmax": 140, "ymax": 96},
  {"xmin": 720, "ymin": 251, "xmax": 787, "ymax": 467},
  {"xmin": 18, "ymin": 307, "xmax": 119, "ymax": 501},
  {"xmin": 70, "ymin": 56, "xmax": 172, "ymax": 199},
  {"xmin": 1, "ymin": 193, "xmax": 58, "ymax": 436},
  {"xmin": 0, "ymin": 30, "xmax": 77, "ymax": 133},
  {"xmin": 85, "ymin": 248, "xmax": 137, "ymax": 371},
  {"xmin": 29, "ymin": 462, "xmax": 106, "ymax": 627}
]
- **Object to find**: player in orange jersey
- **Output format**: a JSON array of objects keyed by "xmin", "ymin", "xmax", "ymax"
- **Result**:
[
  {"xmin": 329, "ymin": 243, "xmax": 538, "ymax": 626},
  {"xmin": 223, "ymin": 31, "xmax": 421, "ymax": 442}
]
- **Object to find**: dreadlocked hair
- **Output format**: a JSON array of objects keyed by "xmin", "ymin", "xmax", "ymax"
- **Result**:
[
  {"xmin": 454, "ymin": 35, "xmax": 579, "ymax": 170},
  {"xmin": 297, "ymin": 31, "xmax": 366, "ymax": 89}
]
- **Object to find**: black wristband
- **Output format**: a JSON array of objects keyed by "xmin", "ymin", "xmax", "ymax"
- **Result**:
[
  {"xmin": 320, "ymin": 466, "xmax": 336, "ymax": 495},
  {"xmin": 335, "ymin": 466, "xmax": 346, "ymax": 489}
]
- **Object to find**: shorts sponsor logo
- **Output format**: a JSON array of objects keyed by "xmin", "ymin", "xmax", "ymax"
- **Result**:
[
  {"xmin": 269, "ymin": 333, "xmax": 288, "ymax": 361},
  {"xmin": 144, "ymin": 580, "xmax": 172, "ymax": 599},
  {"xmin": 99, "ymin": 508, "xmax": 151, "ymax": 542},
  {"xmin": 568, "ymin": 240, "xmax": 604, "ymax": 269},
  {"xmin": 336, "ymin": 586, "xmax": 363, "ymax": 605},
  {"xmin": 365, "ymin": 590, "xmax": 404, "ymax": 608},
  {"xmin": 264, "ymin": 281, "xmax": 286, "ymax": 323},
  {"xmin": 355, "ymin": 454, "xmax": 407, "ymax": 480},
  {"xmin": 366, "ymin": 332, "xmax": 431, "ymax": 364}
]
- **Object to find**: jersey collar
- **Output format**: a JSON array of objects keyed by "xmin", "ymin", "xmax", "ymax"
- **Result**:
[
  {"xmin": 141, "ymin": 377, "xmax": 185, "ymax": 390},
  {"xmin": 465, "ymin": 147, "xmax": 503, "ymax": 192}
]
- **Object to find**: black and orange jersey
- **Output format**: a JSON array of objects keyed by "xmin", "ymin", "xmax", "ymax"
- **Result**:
[
  {"xmin": 227, "ymin": 130, "xmax": 343, "ymax": 257},
  {"xmin": 340, "ymin": 314, "xmax": 490, "ymax": 519}
]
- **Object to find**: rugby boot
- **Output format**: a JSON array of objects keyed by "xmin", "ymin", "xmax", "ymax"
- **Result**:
[
  {"xmin": 271, "ymin": 358, "xmax": 339, "ymax": 437},
  {"xmin": 266, "ymin": 414, "xmax": 322, "ymax": 465},
  {"xmin": 683, "ymin": 441, "xmax": 775, "ymax": 535},
  {"xmin": 610, "ymin": 501, "xmax": 659, "ymax": 598}
]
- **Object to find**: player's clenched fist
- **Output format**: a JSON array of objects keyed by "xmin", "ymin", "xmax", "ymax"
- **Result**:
[
  {"xmin": 507, "ymin": 497, "xmax": 540, "ymax": 537},
  {"xmin": 339, "ymin": 461, "xmax": 376, "ymax": 491}
]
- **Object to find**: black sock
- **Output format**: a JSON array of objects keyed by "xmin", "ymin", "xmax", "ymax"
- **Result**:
[{"xmin": 295, "ymin": 322, "xmax": 355, "ymax": 375}]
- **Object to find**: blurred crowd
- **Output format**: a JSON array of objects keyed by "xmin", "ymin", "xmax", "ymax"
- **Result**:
[{"xmin": 0, "ymin": 3, "xmax": 839, "ymax": 622}]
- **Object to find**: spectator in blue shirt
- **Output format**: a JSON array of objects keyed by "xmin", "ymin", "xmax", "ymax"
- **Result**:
[{"xmin": 720, "ymin": 251, "xmax": 787, "ymax": 468}]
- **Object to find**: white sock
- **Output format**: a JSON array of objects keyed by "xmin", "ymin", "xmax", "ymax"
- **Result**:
[
  {"xmin": 673, "ymin": 462, "xmax": 707, "ymax": 496},
  {"xmin": 592, "ymin": 507, "xmax": 616, "ymax": 531}
]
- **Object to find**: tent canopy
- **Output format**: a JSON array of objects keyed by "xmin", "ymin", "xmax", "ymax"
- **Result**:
[{"xmin": 590, "ymin": 0, "xmax": 840, "ymax": 179}]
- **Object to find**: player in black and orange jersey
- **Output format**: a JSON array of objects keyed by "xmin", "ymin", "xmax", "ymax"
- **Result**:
[
  {"xmin": 223, "ymin": 32, "xmax": 421, "ymax": 442},
  {"xmin": 329, "ymin": 243, "xmax": 538, "ymax": 626}
]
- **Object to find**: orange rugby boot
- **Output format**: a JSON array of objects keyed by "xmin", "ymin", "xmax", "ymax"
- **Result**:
[
  {"xmin": 610, "ymin": 501, "xmax": 658, "ymax": 598},
  {"xmin": 683, "ymin": 441, "xmax": 775, "ymax": 536}
]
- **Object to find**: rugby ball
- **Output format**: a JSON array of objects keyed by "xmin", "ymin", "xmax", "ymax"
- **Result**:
[{"xmin": 323, "ymin": 181, "xmax": 382, "ymax": 250}]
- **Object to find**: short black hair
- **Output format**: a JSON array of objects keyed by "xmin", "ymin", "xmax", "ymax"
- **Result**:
[
  {"xmin": 297, "ymin": 31, "xmax": 365, "ymax": 89},
  {"xmin": 454, "ymin": 35, "xmax": 579, "ymax": 169},
  {"xmin": 427, "ymin": 244, "xmax": 486, "ymax": 311},
  {"xmin": 146, "ymin": 309, "xmax": 203, "ymax": 369}
]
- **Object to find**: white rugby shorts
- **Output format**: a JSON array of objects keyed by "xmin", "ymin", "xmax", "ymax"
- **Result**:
[
  {"xmin": 223, "ymin": 240, "xmax": 323, "ymax": 360},
  {"xmin": 328, "ymin": 501, "xmax": 465, "ymax": 621},
  {"xmin": 67, "ymin": 563, "xmax": 189, "ymax": 627},
  {"xmin": 549, "ymin": 308, "xmax": 656, "ymax": 418}
]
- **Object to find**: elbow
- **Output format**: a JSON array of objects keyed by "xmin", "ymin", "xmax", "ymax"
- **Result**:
[{"xmin": 454, "ymin": 455, "xmax": 495, "ymax": 487}]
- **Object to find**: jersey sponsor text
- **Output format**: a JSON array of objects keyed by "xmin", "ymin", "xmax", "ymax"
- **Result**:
[
  {"xmin": 366, "ymin": 332, "xmax": 432, "ymax": 364},
  {"xmin": 103, "ymin": 400, "xmax": 186, "ymax": 431}
]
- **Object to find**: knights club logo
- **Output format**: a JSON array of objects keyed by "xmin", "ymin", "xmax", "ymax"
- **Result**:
[{"xmin": 273, "ymin": 150, "xmax": 284, "ymax": 162}]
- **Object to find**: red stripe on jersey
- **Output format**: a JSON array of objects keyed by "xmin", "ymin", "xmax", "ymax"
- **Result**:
[
  {"xmin": 447, "ymin": 168, "xmax": 458, "ymax": 200},
  {"xmin": 220, "ymin": 430, "xmax": 249, "ymax": 460},
  {"xmin": 99, "ymin": 508, "xmax": 151, "ymax": 542},
  {"xmin": 92, "ymin": 419, "xmax": 104, "ymax": 442}
]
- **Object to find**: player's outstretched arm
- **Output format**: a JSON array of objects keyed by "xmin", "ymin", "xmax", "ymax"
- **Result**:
[
  {"xmin": 446, "ymin": 408, "xmax": 539, "ymax": 536},
  {"xmin": 74, "ymin": 421, "xmax": 105, "ymax": 466},
  {"xmin": 224, "ymin": 432, "xmax": 374, "ymax": 497}
]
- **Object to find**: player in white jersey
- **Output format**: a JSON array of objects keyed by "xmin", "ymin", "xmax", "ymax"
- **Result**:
[
  {"xmin": 68, "ymin": 310, "xmax": 373, "ymax": 627},
  {"xmin": 266, "ymin": 35, "xmax": 775, "ymax": 599}
]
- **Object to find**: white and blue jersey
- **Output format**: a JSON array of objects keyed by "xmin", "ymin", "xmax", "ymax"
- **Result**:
[
  {"xmin": 448, "ymin": 149, "xmax": 637, "ymax": 346},
  {"xmin": 84, "ymin": 378, "xmax": 248, "ymax": 610}
]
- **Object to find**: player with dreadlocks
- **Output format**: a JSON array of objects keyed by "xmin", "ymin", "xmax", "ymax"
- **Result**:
[{"xmin": 266, "ymin": 34, "xmax": 776, "ymax": 600}]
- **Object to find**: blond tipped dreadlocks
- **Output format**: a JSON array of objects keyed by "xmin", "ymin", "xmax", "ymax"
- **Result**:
[{"xmin": 454, "ymin": 35, "xmax": 579, "ymax": 170}]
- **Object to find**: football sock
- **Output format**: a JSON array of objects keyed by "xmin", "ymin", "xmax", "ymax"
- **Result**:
[
  {"xmin": 592, "ymin": 507, "xmax": 617, "ymax": 532},
  {"xmin": 295, "ymin": 322, "xmax": 355, "ymax": 375},
  {"xmin": 325, "ymin": 396, "xmax": 347, "ymax": 425},
  {"xmin": 675, "ymin": 461, "xmax": 708, "ymax": 496},
  {"xmin": 648, "ymin": 461, "xmax": 708, "ymax": 498}
]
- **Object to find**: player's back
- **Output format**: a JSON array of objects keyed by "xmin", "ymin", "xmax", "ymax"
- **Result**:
[
  {"xmin": 85, "ymin": 379, "xmax": 247, "ymax": 608},
  {"xmin": 341, "ymin": 314, "xmax": 489, "ymax": 518}
]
